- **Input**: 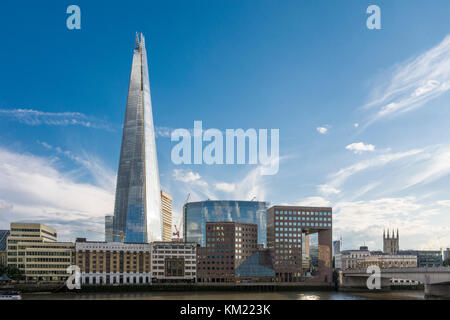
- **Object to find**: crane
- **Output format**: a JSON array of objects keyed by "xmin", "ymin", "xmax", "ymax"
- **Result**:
[
  {"xmin": 173, "ymin": 225, "xmax": 181, "ymax": 243},
  {"xmin": 86, "ymin": 229, "xmax": 125, "ymax": 243},
  {"xmin": 173, "ymin": 193, "xmax": 190, "ymax": 242}
]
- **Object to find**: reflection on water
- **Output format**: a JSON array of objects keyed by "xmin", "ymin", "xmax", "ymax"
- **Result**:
[{"xmin": 23, "ymin": 290, "xmax": 427, "ymax": 300}]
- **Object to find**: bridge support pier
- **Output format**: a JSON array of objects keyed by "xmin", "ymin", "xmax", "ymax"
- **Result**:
[{"xmin": 424, "ymin": 283, "xmax": 450, "ymax": 299}]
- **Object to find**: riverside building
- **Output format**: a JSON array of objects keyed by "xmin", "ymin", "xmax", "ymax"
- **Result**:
[
  {"xmin": 6, "ymin": 223, "xmax": 75, "ymax": 283},
  {"xmin": 197, "ymin": 222, "xmax": 258, "ymax": 283},
  {"xmin": 151, "ymin": 241, "xmax": 197, "ymax": 283},
  {"xmin": 75, "ymin": 239, "xmax": 152, "ymax": 285},
  {"xmin": 184, "ymin": 200, "xmax": 268, "ymax": 247},
  {"xmin": 266, "ymin": 206, "xmax": 333, "ymax": 283}
]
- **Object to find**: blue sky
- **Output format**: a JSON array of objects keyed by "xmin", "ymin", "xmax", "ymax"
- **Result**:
[{"xmin": 1, "ymin": 0, "xmax": 450, "ymax": 251}]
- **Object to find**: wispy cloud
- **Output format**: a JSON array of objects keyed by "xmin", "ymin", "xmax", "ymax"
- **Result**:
[
  {"xmin": 37, "ymin": 141, "xmax": 116, "ymax": 193},
  {"xmin": 363, "ymin": 34, "xmax": 450, "ymax": 126},
  {"xmin": 0, "ymin": 146, "xmax": 114, "ymax": 241},
  {"xmin": 215, "ymin": 182, "xmax": 236, "ymax": 193},
  {"xmin": 0, "ymin": 108, "xmax": 114, "ymax": 131},
  {"xmin": 317, "ymin": 184, "xmax": 340, "ymax": 196},
  {"xmin": 327, "ymin": 148, "xmax": 424, "ymax": 190}
]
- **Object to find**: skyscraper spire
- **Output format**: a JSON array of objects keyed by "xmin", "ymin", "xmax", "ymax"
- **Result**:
[
  {"xmin": 135, "ymin": 32, "xmax": 140, "ymax": 50},
  {"xmin": 140, "ymin": 32, "xmax": 145, "ymax": 49},
  {"xmin": 113, "ymin": 33, "xmax": 162, "ymax": 243}
]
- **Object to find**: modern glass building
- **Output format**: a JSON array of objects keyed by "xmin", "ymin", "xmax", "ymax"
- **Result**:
[
  {"xmin": 113, "ymin": 33, "xmax": 162, "ymax": 243},
  {"xmin": 183, "ymin": 200, "xmax": 268, "ymax": 246},
  {"xmin": 104, "ymin": 216, "xmax": 114, "ymax": 242},
  {"xmin": 0, "ymin": 230, "xmax": 10, "ymax": 251}
]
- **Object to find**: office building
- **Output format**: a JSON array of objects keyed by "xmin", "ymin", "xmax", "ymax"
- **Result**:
[
  {"xmin": 266, "ymin": 206, "xmax": 332, "ymax": 283},
  {"xmin": 383, "ymin": 229, "xmax": 399, "ymax": 254},
  {"xmin": 444, "ymin": 248, "xmax": 450, "ymax": 261},
  {"xmin": 184, "ymin": 200, "xmax": 268, "ymax": 247},
  {"xmin": 333, "ymin": 239, "xmax": 341, "ymax": 256},
  {"xmin": 0, "ymin": 230, "xmax": 10, "ymax": 266},
  {"xmin": 161, "ymin": 191, "xmax": 173, "ymax": 242},
  {"xmin": 6, "ymin": 223, "xmax": 74, "ymax": 282},
  {"xmin": 399, "ymin": 250, "xmax": 443, "ymax": 268},
  {"xmin": 197, "ymin": 222, "xmax": 258, "ymax": 283},
  {"xmin": 150, "ymin": 242, "xmax": 197, "ymax": 283},
  {"xmin": 75, "ymin": 239, "xmax": 152, "ymax": 285},
  {"xmin": 337, "ymin": 246, "xmax": 417, "ymax": 269},
  {"xmin": 113, "ymin": 33, "xmax": 162, "ymax": 243},
  {"xmin": 105, "ymin": 216, "xmax": 114, "ymax": 242}
]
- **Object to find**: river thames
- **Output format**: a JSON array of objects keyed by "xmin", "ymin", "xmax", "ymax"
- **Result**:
[{"xmin": 22, "ymin": 290, "xmax": 431, "ymax": 300}]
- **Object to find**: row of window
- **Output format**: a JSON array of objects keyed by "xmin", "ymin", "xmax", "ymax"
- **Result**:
[
  {"xmin": 276, "ymin": 222, "xmax": 331, "ymax": 228},
  {"xmin": 276, "ymin": 216, "xmax": 332, "ymax": 222},
  {"xmin": 275, "ymin": 210, "xmax": 331, "ymax": 216}
]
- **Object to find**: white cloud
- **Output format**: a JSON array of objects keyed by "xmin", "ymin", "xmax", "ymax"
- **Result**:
[
  {"xmin": 0, "ymin": 146, "xmax": 114, "ymax": 241},
  {"xmin": 294, "ymin": 197, "xmax": 331, "ymax": 207},
  {"xmin": 363, "ymin": 34, "xmax": 450, "ymax": 125},
  {"xmin": 354, "ymin": 123, "xmax": 359, "ymax": 128},
  {"xmin": 172, "ymin": 169, "xmax": 207, "ymax": 186},
  {"xmin": 316, "ymin": 127, "xmax": 328, "ymax": 134},
  {"xmin": 0, "ymin": 108, "xmax": 113, "ymax": 131},
  {"xmin": 317, "ymin": 184, "xmax": 340, "ymax": 195},
  {"xmin": 215, "ymin": 182, "xmax": 236, "ymax": 193},
  {"xmin": 333, "ymin": 197, "xmax": 450, "ymax": 250},
  {"xmin": 345, "ymin": 142, "xmax": 376, "ymax": 154}
]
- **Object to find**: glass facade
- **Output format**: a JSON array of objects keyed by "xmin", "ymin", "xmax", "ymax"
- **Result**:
[
  {"xmin": 113, "ymin": 33, "xmax": 162, "ymax": 243},
  {"xmin": 0, "ymin": 230, "xmax": 10, "ymax": 251},
  {"xmin": 235, "ymin": 251, "xmax": 275, "ymax": 278},
  {"xmin": 183, "ymin": 200, "xmax": 268, "ymax": 246},
  {"xmin": 104, "ymin": 216, "xmax": 114, "ymax": 242}
]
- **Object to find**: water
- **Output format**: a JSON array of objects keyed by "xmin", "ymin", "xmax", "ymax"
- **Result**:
[{"xmin": 23, "ymin": 290, "xmax": 427, "ymax": 300}]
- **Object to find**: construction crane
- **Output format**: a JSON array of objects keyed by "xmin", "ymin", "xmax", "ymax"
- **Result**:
[
  {"xmin": 173, "ymin": 225, "xmax": 181, "ymax": 243},
  {"xmin": 86, "ymin": 229, "xmax": 125, "ymax": 243},
  {"xmin": 173, "ymin": 193, "xmax": 190, "ymax": 242}
]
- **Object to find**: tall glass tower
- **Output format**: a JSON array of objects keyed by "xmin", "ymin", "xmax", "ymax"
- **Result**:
[{"xmin": 113, "ymin": 33, "xmax": 162, "ymax": 243}]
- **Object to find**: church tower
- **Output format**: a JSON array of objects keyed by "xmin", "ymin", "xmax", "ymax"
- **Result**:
[{"xmin": 383, "ymin": 229, "xmax": 399, "ymax": 254}]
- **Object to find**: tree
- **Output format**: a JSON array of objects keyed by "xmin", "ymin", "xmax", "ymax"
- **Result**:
[
  {"xmin": 0, "ymin": 264, "xmax": 25, "ymax": 280},
  {"xmin": 443, "ymin": 258, "xmax": 450, "ymax": 267}
]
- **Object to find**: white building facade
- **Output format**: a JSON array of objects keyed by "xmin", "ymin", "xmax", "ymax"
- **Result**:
[{"xmin": 151, "ymin": 242, "xmax": 197, "ymax": 283}]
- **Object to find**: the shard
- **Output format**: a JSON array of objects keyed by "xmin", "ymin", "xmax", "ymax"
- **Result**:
[{"xmin": 113, "ymin": 33, "xmax": 162, "ymax": 243}]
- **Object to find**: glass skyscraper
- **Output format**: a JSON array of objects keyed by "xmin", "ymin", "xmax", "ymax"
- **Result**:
[
  {"xmin": 113, "ymin": 33, "xmax": 162, "ymax": 243},
  {"xmin": 183, "ymin": 200, "xmax": 268, "ymax": 246},
  {"xmin": 104, "ymin": 215, "xmax": 114, "ymax": 242}
]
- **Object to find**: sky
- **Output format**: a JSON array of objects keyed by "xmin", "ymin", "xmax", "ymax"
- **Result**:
[{"xmin": 0, "ymin": 0, "xmax": 450, "ymax": 251}]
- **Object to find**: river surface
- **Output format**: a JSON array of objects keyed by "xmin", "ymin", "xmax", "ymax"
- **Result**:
[{"xmin": 23, "ymin": 290, "xmax": 431, "ymax": 300}]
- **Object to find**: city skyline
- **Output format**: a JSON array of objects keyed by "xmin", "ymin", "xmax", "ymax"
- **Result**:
[{"xmin": 0, "ymin": 1, "xmax": 450, "ymax": 251}]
